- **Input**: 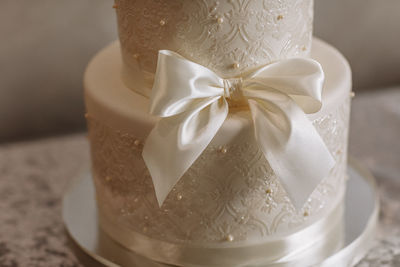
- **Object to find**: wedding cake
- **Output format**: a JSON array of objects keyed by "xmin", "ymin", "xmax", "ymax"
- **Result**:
[{"xmin": 84, "ymin": 0, "xmax": 352, "ymax": 266}]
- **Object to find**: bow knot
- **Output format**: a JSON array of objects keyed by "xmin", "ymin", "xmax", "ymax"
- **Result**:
[
  {"xmin": 223, "ymin": 77, "xmax": 243, "ymax": 101},
  {"xmin": 143, "ymin": 50, "xmax": 335, "ymax": 209}
]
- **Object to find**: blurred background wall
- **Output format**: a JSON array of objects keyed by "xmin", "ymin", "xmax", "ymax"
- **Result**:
[
  {"xmin": 0, "ymin": 0, "xmax": 399, "ymax": 143},
  {"xmin": 314, "ymin": 0, "xmax": 400, "ymax": 89},
  {"xmin": 0, "ymin": 0, "xmax": 117, "ymax": 143}
]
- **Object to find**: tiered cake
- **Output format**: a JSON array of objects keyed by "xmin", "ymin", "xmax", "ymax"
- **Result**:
[{"xmin": 84, "ymin": 0, "xmax": 352, "ymax": 266}]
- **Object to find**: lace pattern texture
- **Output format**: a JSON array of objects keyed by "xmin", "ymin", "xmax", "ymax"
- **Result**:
[
  {"xmin": 115, "ymin": 0, "xmax": 313, "ymax": 79},
  {"xmin": 87, "ymin": 98, "xmax": 350, "ymax": 245}
]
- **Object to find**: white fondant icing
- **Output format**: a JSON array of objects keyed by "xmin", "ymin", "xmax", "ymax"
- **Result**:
[{"xmin": 84, "ymin": 38, "xmax": 351, "ymax": 246}]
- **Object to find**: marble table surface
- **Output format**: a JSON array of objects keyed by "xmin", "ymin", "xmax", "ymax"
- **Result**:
[{"xmin": 0, "ymin": 88, "xmax": 399, "ymax": 267}]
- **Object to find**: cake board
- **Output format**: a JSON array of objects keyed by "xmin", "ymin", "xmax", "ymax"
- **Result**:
[{"xmin": 62, "ymin": 158, "xmax": 379, "ymax": 267}]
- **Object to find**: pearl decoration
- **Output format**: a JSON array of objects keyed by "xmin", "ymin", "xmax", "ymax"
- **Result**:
[
  {"xmin": 217, "ymin": 17, "xmax": 224, "ymax": 24},
  {"xmin": 133, "ymin": 53, "xmax": 140, "ymax": 59},
  {"xmin": 233, "ymin": 62, "xmax": 240, "ymax": 69},
  {"xmin": 350, "ymin": 91, "xmax": 356, "ymax": 98},
  {"xmin": 265, "ymin": 188, "xmax": 273, "ymax": 194},
  {"xmin": 134, "ymin": 139, "xmax": 140, "ymax": 146},
  {"xmin": 176, "ymin": 194, "xmax": 183, "ymax": 200},
  {"xmin": 226, "ymin": 234, "xmax": 234, "ymax": 242},
  {"xmin": 218, "ymin": 146, "xmax": 227, "ymax": 154},
  {"xmin": 159, "ymin": 19, "xmax": 166, "ymax": 26}
]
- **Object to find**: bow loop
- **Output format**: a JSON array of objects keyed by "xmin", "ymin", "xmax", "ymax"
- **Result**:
[
  {"xmin": 143, "ymin": 51, "xmax": 335, "ymax": 208},
  {"xmin": 247, "ymin": 58, "xmax": 325, "ymax": 114},
  {"xmin": 149, "ymin": 50, "xmax": 224, "ymax": 117}
]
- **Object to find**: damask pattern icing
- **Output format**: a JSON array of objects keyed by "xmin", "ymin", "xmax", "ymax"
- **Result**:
[
  {"xmin": 87, "ymin": 98, "xmax": 350, "ymax": 244},
  {"xmin": 115, "ymin": 0, "xmax": 313, "ymax": 82}
]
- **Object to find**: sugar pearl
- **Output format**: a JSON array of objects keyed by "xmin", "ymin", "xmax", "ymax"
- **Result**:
[
  {"xmin": 226, "ymin": 234, "xmax": 234, "ymax": 242},
  {"xmin": 177, "ymin": 194, "xmax": 183, "ymax": 200},
  {"xmin": 134, "ymin": 139, "xmax": 141, "ymax": 146},
  {"xmin": 159, "ymin": 19, "xmax": 166, "ymax": 26},
  {"xmin": 233, "ymin": 62, "xmax": 240, "ymax": 69},
  {"xmin": 217, "ymin": 17, "xmax": 224, "ymax": 24},
  {"xmin": 218, "ymin": 146, "xmax": 227, "ymax": 154}
]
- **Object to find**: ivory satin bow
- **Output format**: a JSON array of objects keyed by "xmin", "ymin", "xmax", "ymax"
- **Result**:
[{"xmin": 142, "ymin": 50, "xmax": 335, "ymax": 208}]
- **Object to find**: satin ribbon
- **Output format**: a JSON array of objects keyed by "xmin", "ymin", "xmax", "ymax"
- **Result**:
[{"xmin": 142, "ymin": 50, "xmax": 335, "ymax": 208}]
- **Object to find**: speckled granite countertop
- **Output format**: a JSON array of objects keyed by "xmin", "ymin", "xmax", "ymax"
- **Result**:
[{"xmin": 0, "ymin": 88, "xmax": 399, "ymax": 267}]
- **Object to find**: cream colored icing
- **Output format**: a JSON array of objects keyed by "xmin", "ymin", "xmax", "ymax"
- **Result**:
[
  {"xmin": 114, "ymin": 0, "xmax": 314, "ymax": 93},
  {"xmin": 84, "ymin": 38, "xmax": 352, "ymax": 246}
]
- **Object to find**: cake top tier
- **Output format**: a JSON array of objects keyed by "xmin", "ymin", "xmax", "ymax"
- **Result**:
[{"xmin": 115, "ymin": 0, "xmax": 313, "ymax": 89}]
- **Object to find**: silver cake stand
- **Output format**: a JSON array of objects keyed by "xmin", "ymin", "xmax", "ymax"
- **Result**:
[{"xmin": 62, "ymin": 158, "xmax": 379, "ymax": 267}]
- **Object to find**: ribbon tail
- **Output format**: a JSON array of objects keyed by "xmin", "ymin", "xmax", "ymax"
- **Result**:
[
  {"xmin": 248, "ymin": 97, "xmax": 335, "ymax": 209},
  {"xmin": 143, "ymin": 97, "xmax": 228, "ymax": 206}
]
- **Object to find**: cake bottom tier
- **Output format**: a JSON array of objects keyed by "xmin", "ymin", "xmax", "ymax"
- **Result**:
[
  {"xmin": 84, "ymin": 38, "xmax": 352, "ymax": 265},
  {"xmin": 99, "ymin": 196, "xmax": 345, "ymax": 266}
]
